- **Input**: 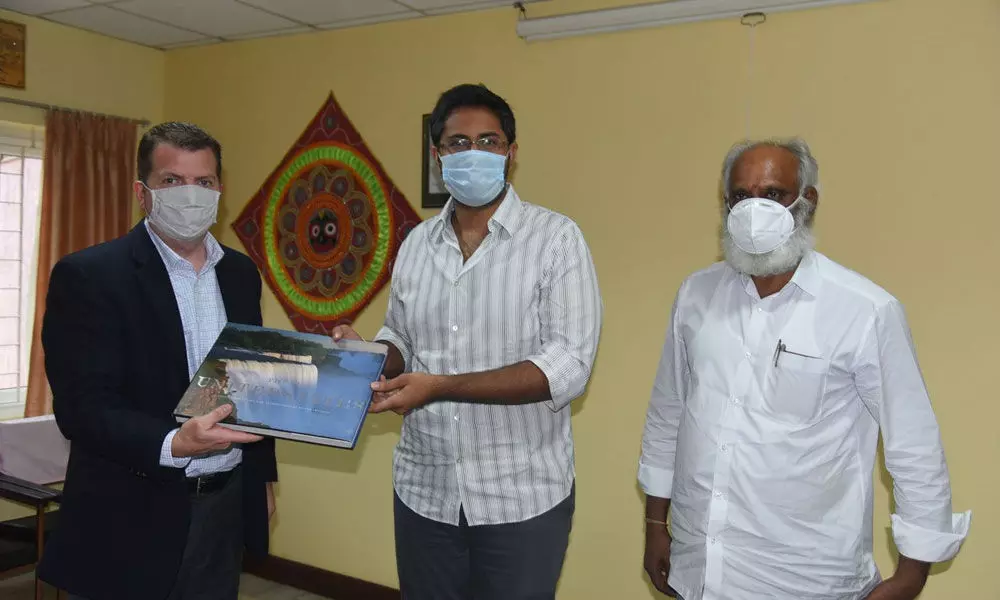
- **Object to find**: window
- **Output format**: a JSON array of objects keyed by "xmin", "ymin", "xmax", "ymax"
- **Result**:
[{"xmin": 0, "ymin": 121, "xmax": 42, "ymax": 415}]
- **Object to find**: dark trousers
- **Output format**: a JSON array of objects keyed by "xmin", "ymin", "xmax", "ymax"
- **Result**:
[
  {"xmin": 394, "ymin": 487, "xmax": 575, "ymax": 600},
  {"xmin": 70, "ymin": 468, "xmax": 244, "ymax": 600}
]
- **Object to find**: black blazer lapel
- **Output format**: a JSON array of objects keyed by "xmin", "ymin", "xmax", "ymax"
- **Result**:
[{"xmin": 129, "ymin": 225, "xmax": 189, "ymax": 389}]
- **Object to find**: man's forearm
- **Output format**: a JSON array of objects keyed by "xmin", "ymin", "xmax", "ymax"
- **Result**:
[
  {"xmin": 865, "ymin": 555, "xmax": 929, "ymax": 600},
  {"xmin": 436, "ymin": 361, "xmax": 551, "ymax": 405},
  {"xmin": 646, "ymin": 495, "xmax": 671, "ymax": 523},
  {"xmin": 892, "ymin": 556, "xmax": 930, "ymax": 594}
]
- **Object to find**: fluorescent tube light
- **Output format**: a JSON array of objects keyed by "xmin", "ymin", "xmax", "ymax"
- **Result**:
[{"xmin": 516, "ymin": 0, "xmax": 880, "ymax": 42}]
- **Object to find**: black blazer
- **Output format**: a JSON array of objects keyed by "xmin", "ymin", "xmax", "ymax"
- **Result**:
[{"xmin": 37, "ymin": 224, "xmax": 277, "ymax": 600}]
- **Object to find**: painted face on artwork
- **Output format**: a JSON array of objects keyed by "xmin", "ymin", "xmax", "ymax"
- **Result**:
[
  {"xmin": 308, "ymin": 209, "xmax": 339, "ymax": 252},
  {"xmin": 433, "ymin": 107, "xmax": 518, "ymax": 208}
]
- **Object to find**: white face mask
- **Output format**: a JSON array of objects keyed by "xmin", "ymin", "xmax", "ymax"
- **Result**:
[
  {"xmin": 726, "ymin": 196, "xmax": 802, "ymax": 255},
  {"xmin": 722, "ymin": 195, "xmax": 816, "ymax": 278},
  {"xmin": 143, "ymin": 183, "xmax": 220, "ymax": 242}
]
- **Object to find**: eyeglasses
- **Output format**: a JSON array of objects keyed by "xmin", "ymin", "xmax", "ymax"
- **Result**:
[
  {"xmin": 439, "ymin": 136, "xmax": 509, "ymax": 155},
  {"xmin": 728, "ymin": 188, "xmax": 796, "ymax": 205}
]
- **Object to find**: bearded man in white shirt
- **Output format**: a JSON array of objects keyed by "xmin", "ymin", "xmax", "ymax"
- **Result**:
[{"xmin": 638, "ymin": 138, "xmax": 970, "ymax": 600}]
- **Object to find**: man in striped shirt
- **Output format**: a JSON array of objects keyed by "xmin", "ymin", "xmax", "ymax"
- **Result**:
[{"xmin": 334, "ymin": 84, "xmax": 602, "ymax": 599}]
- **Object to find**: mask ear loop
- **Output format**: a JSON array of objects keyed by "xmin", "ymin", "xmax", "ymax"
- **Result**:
[{"xmin": 138, "ymin": 181, "xmax": 156, "ymax": 214}]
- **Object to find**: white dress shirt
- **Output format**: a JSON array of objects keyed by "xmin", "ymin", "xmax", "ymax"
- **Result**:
[
  {"xmin": 375, "ymin": 187, "xmax": 602, "ymax": 526},
  {"xmin": 639, "ymin": 251, "xmax": 970, "ymax": 600},
  {"xmin": 146, "ymin": 220, "xmax": 241, "ymax": 477}
]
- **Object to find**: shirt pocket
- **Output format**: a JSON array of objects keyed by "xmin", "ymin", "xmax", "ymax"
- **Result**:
[{"xmin": 765, "ymin": 350, "xmax": 829, "ymax": 423}]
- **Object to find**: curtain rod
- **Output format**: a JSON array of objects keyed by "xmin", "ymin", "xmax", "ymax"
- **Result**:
[{"xmin": 0, "ymin": 96, "xmax": 151, "ymax": 127}]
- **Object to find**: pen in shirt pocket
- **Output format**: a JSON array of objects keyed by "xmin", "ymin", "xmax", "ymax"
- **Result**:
[{"xmin": 772, "ymin": 339, "xmax": 822, "ymax": 367}]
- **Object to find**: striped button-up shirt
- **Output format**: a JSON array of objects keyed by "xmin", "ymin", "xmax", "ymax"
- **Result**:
[
  {"xmin": 375, "ymin": 187, "xmax": 602, "ymax": 526},
  {"xmin": 147, "ymin": 220, "xmax": 242, "ymax": 477}
]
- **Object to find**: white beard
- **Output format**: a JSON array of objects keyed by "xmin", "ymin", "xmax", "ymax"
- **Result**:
[{"xmin": 721, "ymin": 198, "xmax": 816, "ymax": 277}]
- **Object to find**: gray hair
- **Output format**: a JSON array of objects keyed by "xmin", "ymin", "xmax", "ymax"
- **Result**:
[{"xmin": 720, "ymin": 137, "xmax": 819, "ymax": 200}]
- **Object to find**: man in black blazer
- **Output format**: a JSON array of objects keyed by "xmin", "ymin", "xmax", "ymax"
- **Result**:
[{"xmin": 38, "ymin": 122, "xmax": 277, "ymax": 600}]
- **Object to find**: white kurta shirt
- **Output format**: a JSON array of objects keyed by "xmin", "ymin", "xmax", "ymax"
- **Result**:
[{"xmin": 639, "ymin": 251, "xmax": 970, "ymax": 600}]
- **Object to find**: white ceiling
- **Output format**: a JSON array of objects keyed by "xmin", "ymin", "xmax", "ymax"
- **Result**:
[{"xmin": 0, "ymin": 0, "xmax": 549, "ymax": 49}]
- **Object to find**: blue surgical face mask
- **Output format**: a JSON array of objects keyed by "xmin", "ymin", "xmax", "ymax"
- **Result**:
[{"xmin": 440, "ymin": 150, "xmax": 507, "ymax": 208}]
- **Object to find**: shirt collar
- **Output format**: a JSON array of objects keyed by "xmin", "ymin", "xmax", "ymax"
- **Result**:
[
  {"xmin": 788, "ymin": 250, "xmax": 821, "ymax": 297},
  {"xmin": 736, "ymin": 250, "xmax": 822, "ymax": 299},
  {"xmin": 429, "ymin": 185, "xmax": 522, "ymax": 242},
  {"xmin": 144, "ymin": 219, "xmax": 225, "ymax": 275}
]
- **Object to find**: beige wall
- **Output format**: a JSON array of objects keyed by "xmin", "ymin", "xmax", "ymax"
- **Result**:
[
  {"xmin": 164, "ymin": 0, "xmax": 997, "ymax": 596},
  {"xmin": 0, "ymin": 9, "xmax": 163, "ymax": 126},
  {"xmin": 6, "ymin": 0, "xmax": 995, "ymax": 596},
  {"xmin": 0, "ymin": 9, "xmax": 164, "ymax": 522}
]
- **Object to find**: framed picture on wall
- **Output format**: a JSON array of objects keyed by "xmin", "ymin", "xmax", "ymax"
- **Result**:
[
  {"xmin": 0, "ymin": 19, "xmax": 26, "ymax": 89},
  {"xmin": 422, "ymin": 114, "xmax": 449, "ymax": 209}
]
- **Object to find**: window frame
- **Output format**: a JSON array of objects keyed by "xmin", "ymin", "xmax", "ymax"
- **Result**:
[{"xmin": 0, "ymin": 121, "xmax": 43, "ymax": 417}]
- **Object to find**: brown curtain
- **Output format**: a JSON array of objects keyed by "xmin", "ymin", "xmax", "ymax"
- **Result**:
[{"xmin": 23, "ymin": 110, "xmax": 137, "ymax": 417}]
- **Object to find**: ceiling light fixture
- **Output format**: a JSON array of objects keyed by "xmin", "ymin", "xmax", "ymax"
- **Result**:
[{"xmin": 515, "ymin": 0, "xmax": 880, "ymax": 42}]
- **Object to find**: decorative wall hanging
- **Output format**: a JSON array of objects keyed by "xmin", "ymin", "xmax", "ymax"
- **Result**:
[{"xmin": 233, "ymin": 93, "xmax": 422, "ymax": 334}]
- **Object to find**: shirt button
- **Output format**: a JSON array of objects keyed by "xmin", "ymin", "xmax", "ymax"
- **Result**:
[
  {"xmin": 451, "ymin": 325, "xmax": 459, "ymax": 332},
  {"xmin": 745, "ymin": 351, "xmax": 752, "ymax": 359},
  {"xmin": 453, "ymin": 415, "xmax": 459, "ymax": 422},
  {"xmin": 714, "ymin": 491, "xmax": 723, "ymax": 498},
  {"xmin": 757, "ymin": 307, "xmax": 763, "ymax": 313},
  {"xmin": 710, "ymin": 537, "xmax": 718, "ymax": 545},
  {"xmin": 720, "ymin": 444, "xmax": 728, "ymax": 452},
  {"xmin": 453, "ymin": 280, "xmax": 460, "ymax": 287}
]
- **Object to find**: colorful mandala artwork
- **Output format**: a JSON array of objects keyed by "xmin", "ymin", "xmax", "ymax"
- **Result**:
[{"xmin": 232, "ymin": 93, "xmax": 422, "ymax": 334}]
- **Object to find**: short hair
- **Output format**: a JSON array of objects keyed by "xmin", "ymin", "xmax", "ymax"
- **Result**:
[
  {"xmin": 428, "ymin": 84, "xmax": 516, "ymax": 147},
  {"xmin": 721, "ymin": 137, "xmax": 819, "ymax": 199},
  {"xmin": 137, "ymin": 122, "xmax": 222, "ymax": 183}
]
